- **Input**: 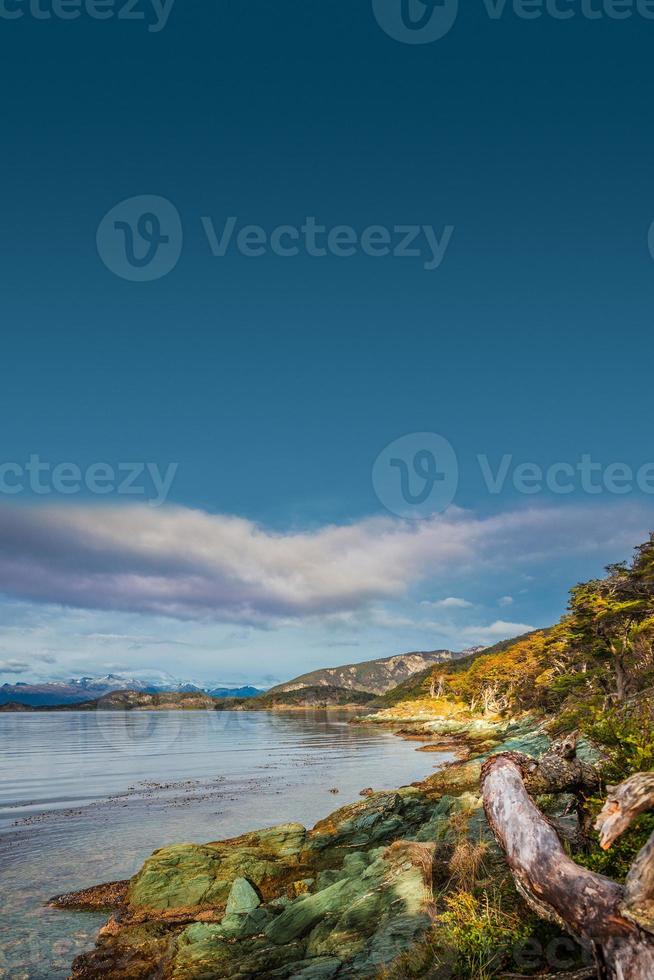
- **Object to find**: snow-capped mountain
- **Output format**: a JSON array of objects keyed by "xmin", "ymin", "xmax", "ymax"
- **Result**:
[
  {"xmin": 0, "ymin": 672, "xmax": 264, "ymax": 706},
  {"xmin": 69, "ymin": 671, "xmax": 197, "ymax": 692}
]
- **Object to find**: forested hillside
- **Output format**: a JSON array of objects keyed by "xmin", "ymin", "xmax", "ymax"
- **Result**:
[{"xmin": 375, "ymin": 534, "xmax": 654, "ymax": 739}]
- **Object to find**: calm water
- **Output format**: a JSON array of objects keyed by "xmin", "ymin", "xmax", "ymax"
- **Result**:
[{"xmin": 0, "ymin": 710, "xmax": 450, "ymax": 979}]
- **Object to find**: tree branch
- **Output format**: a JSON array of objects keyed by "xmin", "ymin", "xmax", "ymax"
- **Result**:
[
  {"xmin": 596, "ymin": 772, "xmax": 654, "ymax": 935},
  {"xmin": 595, "ymin": 774, "xmax": 654, "ymax": 849},
  {"xmin": 481, "ymin": 754, "xmax": 654, "ymax": 980}
]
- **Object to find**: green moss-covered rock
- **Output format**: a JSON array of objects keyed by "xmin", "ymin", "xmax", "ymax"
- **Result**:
[
  {"xmin": 128, "ymin": 843, "xmax": 229, "ymax": 911},
  {"xmin": 575, "ymin": 736, "xmax": 605, "ymax": 766},
  {"xmin": 345, "ymin": 911, "xmax": 432, "ymax": 976},
  {"xmin": 180, "ymin": 906, "xmax": 273, "ymax": 944},
  {"xmin": 305, "ymin": 789, "xmax": 430, "ymax": 867},
  {"xmin": 172, "ymin": 935, "xmax": 308, "ymax": 979},
  {"xmin": 128, "ymin": 823, "xmax": 308, "ymax": 912},
  {"xmin": 423, "ymin": 759, "xmax": 482, "ymax": 794},
  {"xmin": 482, "ymin": 729, "xmax": 550, "ymax": 759},
  {"xmin": 412, "ymin": 790, "xmax": 482, "ymax": 843},
  {"xmin": 269, "ymin": 956, "xmax": 342, "ymax": 979},
  {"xmin": 268, "ymin": 845, "xmax": 430, "ymax": 967},
  {"xmin": 421, "ymin": 717, "xmax": 514, "ymax": 740},
  {"xmin": 224, "ymin": 876, "xmax": 260, "ymax": 915},
  {"xmin": 265, "ymin": 878, "xmax": 361, "ymax": 945}
]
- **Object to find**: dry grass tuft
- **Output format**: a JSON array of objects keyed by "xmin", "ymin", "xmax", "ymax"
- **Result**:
[{"xmin": 448, "ymin": 839, "xmax": 490, "ymax": 890}]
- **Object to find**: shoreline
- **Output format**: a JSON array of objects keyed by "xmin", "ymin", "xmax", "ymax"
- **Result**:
[
  {"xmin": 49, "ymin": 715, "xmax": 546, "ymax": 980},
  {"xmin": 2, "ymin": 708, "xmax": 447, "ymax": 980},
  {"xmin": 0, "ymin": 702, "xmax": 374, "ymax": 714}
]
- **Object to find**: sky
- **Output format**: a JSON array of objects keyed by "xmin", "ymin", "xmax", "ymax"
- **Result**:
[{"xmin": 1, "ymin": 1, "xmax": 654, "ymax": 687}]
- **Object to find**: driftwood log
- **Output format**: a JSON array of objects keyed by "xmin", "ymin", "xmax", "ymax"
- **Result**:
[{"xmin": 481, "ymin": 741, "xmax": 654, "ymax": 980}]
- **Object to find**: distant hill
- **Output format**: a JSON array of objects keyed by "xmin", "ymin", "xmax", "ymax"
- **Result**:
[
  {"xmin": 206, "ymin": 686, "xmax": 262, "ymax": 699},
  {"xmin": 0, "ymin": 686, "xmax": 375, "ymax": 713},
  {"xmin": 0, "ymin": 675, "xmax": 264, "ymax": 707},
  {"xmin": 265, "ymin": 648, "xmax": 484, "ymax": 698},
  {"xmin": 0, "ymin": 680, "xmax": 125, "ymax": 707},
  {"xmin": 0, "ymin": 690, "xmax": 222, "ymax": 712},
  {"xmin": 223, "ymin": 685, "xmax": 378, "ymax": 710}
]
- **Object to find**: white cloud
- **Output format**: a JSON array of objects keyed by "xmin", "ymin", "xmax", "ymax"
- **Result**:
[
  {"xmin": 422, "ymin": 597, "xmax": 473, "ymax": 609},
  {"xmin": 0, "ymin": 501, "xmax": 648, "ymax": 625},
  {"xmin": 0, "ymin": 660, "xmax": 30, "ymax": 674},
  {"xmin": 0, "ymin": 651, "xmax": 56, "ymax": 675},
  {"xmin": 498, "ymin": 595, "xmax": 514, "ymax": 607}
]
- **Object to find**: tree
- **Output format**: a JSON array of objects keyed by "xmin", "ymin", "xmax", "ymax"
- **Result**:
[
  {"xmin": 566, "ymin": 535, "xmax": 654, "ymax": 702},
  {"xmin": 482, "ymin": 748, "xmax": 654, "ymax": 979}
]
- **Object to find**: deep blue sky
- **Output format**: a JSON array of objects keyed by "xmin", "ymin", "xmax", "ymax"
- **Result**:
[{"xmin": 1, "ymin": 2, "xmax": 653, "ymax": 685}]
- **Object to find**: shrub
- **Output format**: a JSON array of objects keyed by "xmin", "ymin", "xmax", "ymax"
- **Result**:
[{"xmin": 436, "ymin": 888, "xmax": 532, "ymax": 979}]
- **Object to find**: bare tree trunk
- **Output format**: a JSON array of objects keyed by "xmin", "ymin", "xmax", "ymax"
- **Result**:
[
  {"xmin": 481, "ymin": 754, "xmax": 654, "ymax": 980},
  {"xmin": 614, "ymin": 655, "xmax": 629, "ymax": 703}
]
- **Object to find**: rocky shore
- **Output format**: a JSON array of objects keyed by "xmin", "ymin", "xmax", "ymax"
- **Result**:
[
  {"xmin": 45, "ymin": 538, "xmax": 654, "ymax": 978},
  {"xmin": 51, "ymin": 714, "xmax": 588, "ymax": 979}
]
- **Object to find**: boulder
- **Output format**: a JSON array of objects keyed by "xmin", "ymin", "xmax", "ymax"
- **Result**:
[
  {"xmin": 224, "ymin": 877, "xmax": 260, "ymax": 915},
  {"xmin": 128, "ymin": 824, "xmax": 309, "ymax": 912}
]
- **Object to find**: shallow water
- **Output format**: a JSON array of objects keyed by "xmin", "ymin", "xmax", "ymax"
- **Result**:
[{"xmin": 0, "ymin": 709, "xmax": 450, "ymax": 979}]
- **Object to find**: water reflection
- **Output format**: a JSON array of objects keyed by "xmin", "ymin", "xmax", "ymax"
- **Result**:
[{"xmin": 0, "ymin": 710, "xmax": 450, "ymax": 979}]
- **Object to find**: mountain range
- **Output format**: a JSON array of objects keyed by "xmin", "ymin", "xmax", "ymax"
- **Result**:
[
  {"xmin": 0, "ymin": 647, "xmax": 483, "ymax": 707},
  {"xmin": 264, "ymin": 647, "xmax": 484, "ymax": 697},
  {"xmin": 0, "ymin": 673, "xmax": 263, "ymax": 707}
]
